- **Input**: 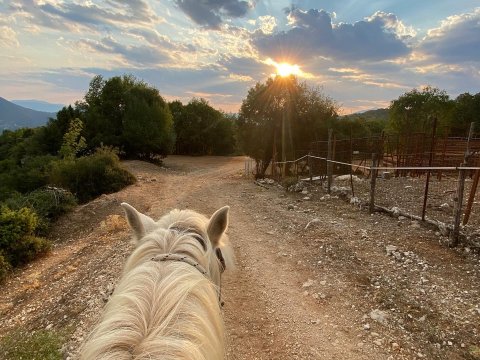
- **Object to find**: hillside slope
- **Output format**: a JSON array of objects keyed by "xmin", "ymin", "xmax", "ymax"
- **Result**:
[{"xmin": 0, "ymin": 97, "xmax": 55, "ymax": 130}]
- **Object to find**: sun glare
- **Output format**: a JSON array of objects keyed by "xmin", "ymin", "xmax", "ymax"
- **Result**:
[{"xmin": 276, "ymin": 62, "xmax": 300, "ymax": 77}]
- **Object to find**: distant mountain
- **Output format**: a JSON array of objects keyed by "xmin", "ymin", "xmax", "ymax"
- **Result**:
[
  {"xmin": 342, "ymin": 108, "xmax": 390, "ymax": 122},
  {"xmin": 0, "ymin": 97, "xmax": 56, "ymax": 130},
  {"xmin": 11, "ymin": 99, "xmax": 64, "ymax": 113}
]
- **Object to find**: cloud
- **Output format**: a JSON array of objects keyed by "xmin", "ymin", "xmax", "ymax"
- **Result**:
[
  {"xmin": 7, "ymin": 0, "xmax": 159, "ymax": 33},
  {"xmin": 218, "ymin": 55, "xmax": 268, "ymax": 77},
  {"xmin": 420, "ymin": 8, "xmax": 480, "ymax": 63},
  {"xmin": 0, "ymin": 26, "xmax": 19, "ymax": 47},
  {"xmin": 253, "ymin": 8, "xmax": 412, "ymax": 62},
  {"xmin": 174, "ymin": 0, "xmax": 252, "ymax": 29},
  {"xmin": 127, "ymin": 28, "xmax": 196, "ymax": 53},
  {"xmin": 74, "ymin": 36, "xmax": 172, "ymax": 66}
]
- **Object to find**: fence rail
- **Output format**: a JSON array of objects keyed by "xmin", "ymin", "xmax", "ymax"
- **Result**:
[{"xmin": 246, "ymin": 125, "xmax": 480, "ymax": 247}]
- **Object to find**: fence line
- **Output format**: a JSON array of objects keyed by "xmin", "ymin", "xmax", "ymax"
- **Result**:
[
  {"xmin": 274, "ymin": 154, "xmax": 480, "ymax": 171},
  {"xmin": 267, "ymin": 152, "xmax": 478, "ymax": 246}
]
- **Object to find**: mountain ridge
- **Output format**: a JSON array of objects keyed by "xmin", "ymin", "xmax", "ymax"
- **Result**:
[{"xmin": 0, "ymin": 97, "xmax": 56, "ymax": 130}]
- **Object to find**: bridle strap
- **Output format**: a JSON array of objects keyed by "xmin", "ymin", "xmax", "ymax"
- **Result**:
[
  {"xmin": 151, "ymin": 253, "xmax": 207, "ymax": 275},
  {"xmin": 151, "ymin": 252, "xmax": 225, "ymax": 307}
]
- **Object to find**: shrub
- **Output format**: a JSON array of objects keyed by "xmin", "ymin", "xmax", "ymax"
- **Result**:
[
  {"xmin": 0, "ymin": 254, "xmax": 11, "ymax": 283},
  {"xmin": 0, "ymin": 206, "xmax": 51, "ymax": 269},
  {"xmin": 5, "ymin": 187, "xmax": 77, "ymax": 234},
  {"xmin": 282, "ymin": 176, "xmax": 299, "ymax": 189},
  {"xmin": 49, "ymin": 147, "xmax": 136, "ymax": 203},
  {"xmin": 0, "ymin": 329, "xmax": 64, "ymax": 360}
]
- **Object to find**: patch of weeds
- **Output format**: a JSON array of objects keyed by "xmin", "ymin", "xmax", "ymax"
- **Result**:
[
  {"xmin": 282, "ymin": 176, "xmax": 299, "ymax": 189},
  {"xmin": 0, "ymin": 329, "xmax": 65, "ymax": 360},
  {"xmin": 469, "ymin": 345, "xmax": 480, "ymax": 359}
]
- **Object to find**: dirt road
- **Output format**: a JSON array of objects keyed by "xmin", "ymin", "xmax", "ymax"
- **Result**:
[{"xmin": 1, "ymin": 156, "xmax": 479, "ymax": 359}]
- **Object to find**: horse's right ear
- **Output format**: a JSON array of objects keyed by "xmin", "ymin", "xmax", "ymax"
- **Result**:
[
  {"xmin": 121, "ymin": 202, "xmax": 157, "ymax": 242},
  {"xmin": 207, "ymin": 206, "xmax": 229, "ymax": 247}
]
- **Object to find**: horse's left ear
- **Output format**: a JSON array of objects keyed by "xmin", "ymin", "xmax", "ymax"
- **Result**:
[
  {"xmin": 121, "ymin": 202, "xmax": 157, "ymax": 242},
  {"xmin": 207, "ymin": 206, "xmax": 229, "ymax": 247}
]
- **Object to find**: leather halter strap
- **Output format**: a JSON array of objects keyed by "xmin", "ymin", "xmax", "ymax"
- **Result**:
[{"xmin": 150, "ymin": 253, "xmax": 207, "ymax": 275}]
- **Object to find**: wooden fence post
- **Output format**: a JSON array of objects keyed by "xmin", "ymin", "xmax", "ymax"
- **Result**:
[
  {"xmin": 369, "ymin": 153, "xmax": 378, "ymax": 214},
  {"xmin": 308, "ymin": 152, "xmax": 313, "ymax": 181},
  {"xmin": 350, "ymin": 130, "xmax": 355, "ymax": 197},
  {"xmin": 450, "ymin": 122, "xmax": 474, "ymax": 246},
  {"xmin": 327, "ymin": 129, "xmax": 333, "ymax": 194},
  {"xmin": 463, "ymin": 168, "xmax": 480, "ymax": 225},
  {"xmin": 422, "ymin": 117, "xmax": 437, "ymax": 221}
]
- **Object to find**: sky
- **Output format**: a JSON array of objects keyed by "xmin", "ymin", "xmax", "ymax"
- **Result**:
[{"xmin": 0, "ymin": 0, "xmax": 479, "ymax": 114}]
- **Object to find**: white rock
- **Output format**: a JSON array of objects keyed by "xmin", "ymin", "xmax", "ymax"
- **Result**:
[
  {"xmin": 391, "ymin": 207, "xmax": 401, "ymax": 217},
  {"xmin": 386, "ymin": 245, "xmax": 398, "ymax": 255},
  {"xmin": 305, "ymin": 218, "xmax": 321, "ymax": 230},
  {"xmin": 302, "ymin": 279, "xmax": 314, "ymax": 288},
  {"xmin": 350, "ymin": 197, "xmax": 361, "ymax": 205},
  {"xmin": 369, "ymin": 309, "xmax": 388, "ymax": 324}
]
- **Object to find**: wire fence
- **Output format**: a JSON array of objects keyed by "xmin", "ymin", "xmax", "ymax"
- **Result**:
[{"xmin": 245, "ymin": 126, "xmax": 480, "ymax": 247}]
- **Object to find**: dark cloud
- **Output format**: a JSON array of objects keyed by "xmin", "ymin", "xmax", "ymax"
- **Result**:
[
  {"xmin": 420, "ymin": 9, "xmax": 480, "ymax": 63},
  {"xmin": 175, "ymin": 0, "xmax": 252, "ymax": 29},
  {"xmin": 218, "ymin": 55, "xmax": 268, "ymax": 76},
  {"xmin": 253, "ymin": 8, "xmax": 411, "ymax": 62},
  {"xmin": 78, "ymin": 37, "xmax": 171, "ymax": 66},
  {"xmin": 8, "ymin": 0, "xmax": 158, "ymax": 32}
]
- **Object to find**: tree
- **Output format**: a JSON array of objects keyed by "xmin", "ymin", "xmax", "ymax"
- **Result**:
[
  {"xmin": 449, "ymin": 92, "xmax": 480, "ymax": 136},
  {"xmin": 238, "ymin": 76, "xmax": 338, "ymax": 176},
  {"xmin": 80, "ymin": 75, "xmax": 175, "ymax": 158},
  {"xmin": 59, "ymin": 118, "xmax": 87, "ymax": 160},
  {"xmin": 123, "ymin": 85, "xmax": 175, "ymax": 156},
  {"xmin": 388, "ymin": 86, "xmax": 453, "ymax": 136},
  {"xmin": 170, "ymin": 98, "xmax": 236, "ymax": 155}
]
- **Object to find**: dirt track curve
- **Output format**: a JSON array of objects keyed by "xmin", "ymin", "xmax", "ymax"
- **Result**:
[{"xmin": 1, "ymin": 156, "xmax": 479, "ymax": 360}]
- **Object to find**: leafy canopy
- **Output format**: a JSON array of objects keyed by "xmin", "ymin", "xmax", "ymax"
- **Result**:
[{"xmin": 237, "ymin": 75, "xmax": 338, "ymax": 175}]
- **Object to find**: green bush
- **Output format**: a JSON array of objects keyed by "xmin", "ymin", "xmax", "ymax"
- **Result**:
[
  {"xmin": 0, "ymin": 329, "xmax": 64, "ymax": 360},
  {"xmin": 5, "ymin": 187, "xmax": 77, "ymax": 234},
  {"xmin": 0, "ymin": 206, "xmax": 51, "ymax": 269},
  {"xmin": 0, "ymin": 254, "xmax": 11, "ymax": 283},
  {"xmin": 49, "ymin": 147, "xmax": 136, "ymax": 203}
]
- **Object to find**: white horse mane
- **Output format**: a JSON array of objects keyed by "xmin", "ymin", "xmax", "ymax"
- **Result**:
[{"xmin": 79, "ymin": 203, "xmax": 233, "ymax": 360}]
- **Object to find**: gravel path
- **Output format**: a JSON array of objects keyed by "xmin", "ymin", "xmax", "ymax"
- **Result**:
[{"xmin": 1, "ymin": 156, "xmax": 479, "ymax": 359}]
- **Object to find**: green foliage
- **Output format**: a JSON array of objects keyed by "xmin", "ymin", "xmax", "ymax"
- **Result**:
[
  {"xmin": 170, "ymin": 98, "xmax": 236, "ymax": 155},
  {"xmin": 0, "ymin": 330, "xmax": 64, "ymax": 360},
  {"xmin": 49, "ymin": 147, "xmax": 136, "ymax": 203},
  {"xmin": 388, "ymin": 86, "xmax": 453, "ymax": 135},
  {"xmin": 59, "ymin": 118, "xmax": 87, "ymax": 160},
  {"xmin": 0, "ymin": 155, "xmax": 56, "ymax": 200},
  {"xmin": 449, "ymin": 92, "xmax": 480, "ymax": 136},
  {"xmin": 31, "ymin": 105, "xmax": 83, "ymax": 156},
  {"xmin": 0, "ymin": 206, "xmax": 51, "ymax": 271},
  {"xmin": 82, "ymin": 75, "xmax": 175, "ymax": 159},
  {"xmin": 238, "ymin": 76, "xmax": 338, "ymax": 176},
  {"xmin": 0, "ymin": 253, "xmax": 11, "ymax": 283},
  {"xmin": 5, "ymin": 187, "xmax": 77, "ymax": 235},
  {"xmin": 123, "ymin": 85, "xmax": 175, "ymax": 156}
]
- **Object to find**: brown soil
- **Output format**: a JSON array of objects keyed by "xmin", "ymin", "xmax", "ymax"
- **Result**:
[{"xmin": 0, "ymin": 156, "xmax": 479, "ymax": 359}]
